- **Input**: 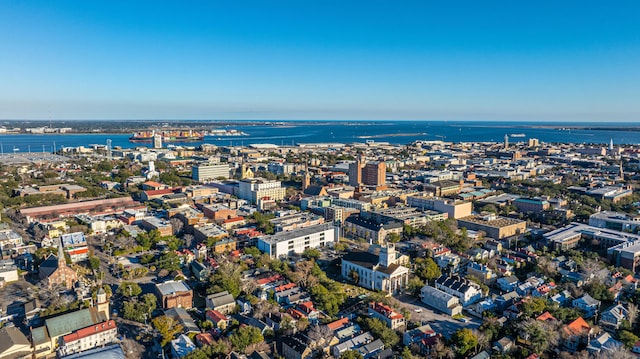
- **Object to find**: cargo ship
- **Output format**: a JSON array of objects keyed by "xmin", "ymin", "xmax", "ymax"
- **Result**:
[{"xmin": 129, "ymin": 130, "xmax": 204, "ymax": 143}]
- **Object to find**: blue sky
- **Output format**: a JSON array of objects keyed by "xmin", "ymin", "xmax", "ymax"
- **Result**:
[{"xmin": 0, "ymin": 1, "xmax": 639, "ymax": 121}]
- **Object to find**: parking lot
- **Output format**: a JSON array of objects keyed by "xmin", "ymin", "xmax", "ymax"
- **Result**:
[{"xmin": 395, "ymin": 293, "xmax": 481, "ymax": 338}]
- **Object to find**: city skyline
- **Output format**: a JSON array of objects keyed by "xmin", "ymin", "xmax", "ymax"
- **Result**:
[{"xmin": 1, "ymin": 1, "xmax": 639, "ymax": 121}]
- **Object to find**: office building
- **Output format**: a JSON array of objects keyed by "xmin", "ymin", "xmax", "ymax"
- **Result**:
[
  {"xmin": 238, "ymin": 178, "xmax": 286, "ymax": 204},
  {"xmin": 362, "ymin": 161, "xmax": 386, "ymax": 186},
  {"xmin": 192, "ymin": 163, "xmax": 230, "ymax": 182},
  {"xmin": 257, "ymin": 223, "xmax": 336, "ymax": 258}
]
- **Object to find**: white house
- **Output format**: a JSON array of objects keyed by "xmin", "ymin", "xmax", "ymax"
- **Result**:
[{"xmin": 435, "ymin": 275, "xmax": 482, "ymax": 306}]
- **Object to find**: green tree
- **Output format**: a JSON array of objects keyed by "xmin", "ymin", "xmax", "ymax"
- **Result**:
[
  {"xmin": 451, "ymin": 328, "xmax": 478, "ymax": 356},
  {"xmin": 414, "ymin": 257, "xmax": 441, "ymax": 282},
  {"xmin": 620, "ymin": 330, "xmax": 639, "ymax": 349},
  {"xmin": 153, "ymin": 315, "xmax": 183, "ymax": 346},
  {"xmin": 520, "ymin": 297, "xmax": 547, "ymax": 318},
  {"xmin": 310, "ymin": 283, "xmax": 345, "ymax": 317},
  {"xmin": 407, "ymin": 276, "xmax": 425, "ymax": 296},
  {"xmin": 158, "ymin": 251, "xmax": 181, "ymax": 272},
  {"xmin": 339, "ymin": 350, "xmax": 364, "ymax": 359},
  {"xmin": 401, "ymin": 346, "xmax": 415, "ymax": 359},
  {"xmin": 387, "ymin": 232, "xmax": 401, "ymax": 243},
  {"xmin": 302, "ymin": 248, "xmax": 321, "ymax": 260},
  {"xmin": 363, "ymin": 318, "xmax": 399, "ymax": 347},
  {"xmin": 229, "ymin": 326, "xmax": 264, "ymax": 352},
  {"xmin": 89, "ymin": 256, "xmax": 100, "ymax": 270},
  {"xmin": 117, "ymin": 282, "xmax": 142, "ymax": 297},
  {"xmin": 243, "ymin": 247, "xmax": 261, "ymax": 257},
  {"xmin": 141, "ymin": 293, "xmax": 157, "ymax": 317}
]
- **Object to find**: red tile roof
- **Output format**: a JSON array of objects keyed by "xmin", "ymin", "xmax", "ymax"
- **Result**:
[
  {"xmin": 565, "ymin": 317, "xmax": 591, "ymax": 336},
  {"xmin": 62, "ymin": 320, "xmax": 116, "ymax": 343},
  {"xmin": 536, "ymin": 311, "xmax": 556, "ymax": 322},
  {"xmin": 206, "ymin": 310, "xmax": 228, "ymax": 323},
  {"xmin": 327, "ymin": 317, "xmax": 350, "ymax": 330}
]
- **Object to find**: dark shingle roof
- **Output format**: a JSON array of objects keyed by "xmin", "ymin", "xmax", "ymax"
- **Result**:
[
  {"xmin": 0, "ymin": 327, "xmax": 30, "ymax": 356},
  {"xmin": 342, "ymin": 251, "xmax": 379, "ymax": 269}
]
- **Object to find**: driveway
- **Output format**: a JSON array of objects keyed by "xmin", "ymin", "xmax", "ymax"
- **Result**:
[{"xmin": 394, "ymin": 293, "xmax": 481, "ymax": 338}]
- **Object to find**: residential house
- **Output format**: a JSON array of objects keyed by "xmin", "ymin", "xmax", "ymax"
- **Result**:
[
  {"xmin": 234, "ymin": 314, "xmax": 272, "ymax": 335},
  {"xmin": 205, "ymin": 291, "xmax": 236, "ymax": 314},
  {"xmin": 206, "ymin": 310, "xmax": 229, "ymax": 329},
  {"xmin": 466, "ymin": 262, "xmax": 496, "ymax": 284},
  {"xmin": 551, "ymin": 290, "xmax": 573, "ymax": 307},
  {"xmin": 403, "ymin": 324, "xmax": 439, "ymax": 354},
  {"xmin": 165, "ymin": 307, "xmax": 200, "ymax": 334},
  {"xmin": 493, "ymin": 336, "xmax": 514, "ymax": 354},
  {"xmin": 563, "ymin": 317, "xmax": 593, "ymax": 352},
  {"xmin": 357, "ymin": 339, "xmax": 386, "ymax": 359},
  {"xmin": 572, "ymin": 294, "xmax": 601, "ymax": 319},
  {"xmin": 435, "ymin": 275, "xmax": 482, "ymax": 306},
  {"xmin": 497, "ymin": 276, "xmax": 519, "ymax": 292},
  {"xmin": 599, "ymin": 303, "xmax": 629, "ymax": 331},
  {"xmin": 282, "ymin": 333, "xmax": 314, "ymax": 359},
  {"xmin": 237, "ymin": 298, "xmax": 252, "ymax": 314},
  {"xmin": 190, "ymin": 261, "xmax": 210, "ymax": 282},
  {"xmin": 332, "ymin": 332, "xmax": 374, "ymax": 358},
  {"xmin": 368, "ymin": 302, "xmax": 405, "ymax": 329},
  {"xmin": 170, "ymin": 334, "xmax": 197, "ymax": 358},
  {"xmin": 587, "ymin": 332, "xmax": 624, "ymax": 355}
]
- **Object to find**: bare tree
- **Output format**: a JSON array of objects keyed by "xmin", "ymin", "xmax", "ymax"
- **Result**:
[
  {"xmin": 294, "ymin": 260, "xmax": 317, "ymax": 288},
  {"xmin": 253, "ymin": 300, "xmax": 280, "ymax": 320},
  {"xmin": 473, "ymin": 329, "xmax": 489, "ymax": 353},
  {"xmin": 537, "ymin": 256, "xmax": 558, "ymax": 278},
  {"xmin": 183, "ymin": 234, "xmax": 194, "ymax": 249},
  {"xmin": 59, "ymin": 294, "xmax": 74, "ymax": 307},
  {"xmin": 628, "ymin": 303, "xmax": 638, "ymax": 329},
  {"xmin": 244, "ymin": 341, "xmax": 271, "ymax": 355},
  {"xmin": 169, "ymin": 217, "xmax": 184, "ymax": 236},
  {"xmin": 580, "ymin": 258, "xmax": 606, "ymax": 284},
  {"xmin": 307, "ymin": 324, "xmax": 334, "ymax": 347},
  {"xmin": 434, "ymin": 338, "xmax": 455, "ymax": 359},
  {"xmin": 594, "ymin": 343, "xmax": 635, "ymax": 359},
  {"xmin": 121, "ymin": 338, "xmax": 144, "ymax": 359},
  {"xmin": 241, "ymin": 278, "xmax": 259, "ymax": 297}
]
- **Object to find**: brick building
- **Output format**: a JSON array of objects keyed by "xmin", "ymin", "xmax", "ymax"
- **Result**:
[{"xmin": 155, "ymin": 281, "xmax": 193, "ymax": 309}]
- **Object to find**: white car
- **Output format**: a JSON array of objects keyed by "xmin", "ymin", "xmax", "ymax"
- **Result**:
[{"xmin": 414, "ymin": 308, "xmax": 423, "ymax": 313}]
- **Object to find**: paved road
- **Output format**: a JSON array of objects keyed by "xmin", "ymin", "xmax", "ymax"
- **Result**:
[{"xmin": 394, "ymin": 293, "xmax": 481, "ymax": 338}]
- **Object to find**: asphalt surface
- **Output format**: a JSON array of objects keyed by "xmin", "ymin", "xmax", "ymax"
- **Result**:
[{"xmin": 394, "ymin": 293, "xmax": 481, "ymax": 338}]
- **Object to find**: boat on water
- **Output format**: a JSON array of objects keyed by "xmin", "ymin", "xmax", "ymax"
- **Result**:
[
  {"xmin": 510, "ymin": 133, "xmax": 526, "ymax": 137},
  {"xmin": 129, "ymin": 130, "xmax": 204, "ymax": 143},
  {"xmin": 205, "ymin": 129, "xmax": 249, "ymax": 137}
]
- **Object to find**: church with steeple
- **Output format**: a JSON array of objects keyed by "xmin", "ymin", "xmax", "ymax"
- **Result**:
[{"xmin": 38, "ymin": 240, "xmax": 78, "ymax": 289}]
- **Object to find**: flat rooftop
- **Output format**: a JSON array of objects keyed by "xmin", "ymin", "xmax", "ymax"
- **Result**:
[
  {"xmin": 259, "ymin": 223, "xmax": 334, "ymax": 244},
  {"xmin": 458, "ymin": 214, "xmax": 525, "ymax": 228}
]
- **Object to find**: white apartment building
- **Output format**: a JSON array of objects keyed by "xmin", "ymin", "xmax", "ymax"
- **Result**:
[
  {"xmin": 192, "ymin": 163, "xmax": 231, "ymax": 182},
  {"xmin": 238, "ymin": 178, "xmax": 286, "ymax": 204},
  {"xmin": 257, "ymin": 223, "xmax": 336, "ymax": 258}
]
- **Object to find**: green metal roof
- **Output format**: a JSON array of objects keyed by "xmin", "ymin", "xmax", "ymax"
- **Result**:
[{"xmin": 45, "ymin": 308, "xmax": 102, "ymax": 338}]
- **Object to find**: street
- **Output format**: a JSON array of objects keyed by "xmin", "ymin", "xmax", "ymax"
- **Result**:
[{"xmin": 394, "ymin": 293, "xmax": 481, "ymax": 338}]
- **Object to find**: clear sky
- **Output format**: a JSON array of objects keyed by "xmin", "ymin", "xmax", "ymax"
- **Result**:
[{"xmin": 1, "ymin": 1, "xmax": 639, "ymax": 121}]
